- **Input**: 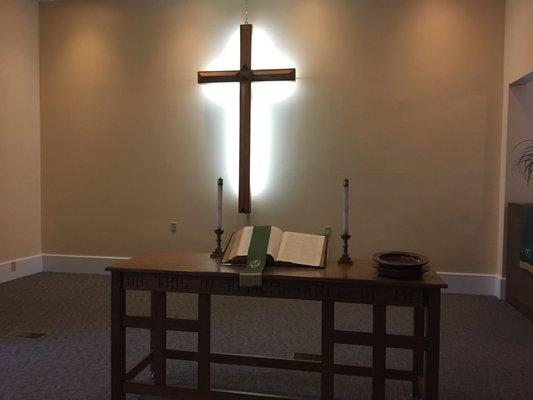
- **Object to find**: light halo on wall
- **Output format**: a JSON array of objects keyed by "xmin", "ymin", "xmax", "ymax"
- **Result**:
[{"xmin": 201, "ymin": 27, "xmax": 297, "ymax": 197}]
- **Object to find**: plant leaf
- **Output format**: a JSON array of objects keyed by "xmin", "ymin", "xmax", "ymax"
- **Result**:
[{"xmin": 516, "ymin": 140, "xmax": 533, "ymax": 185}]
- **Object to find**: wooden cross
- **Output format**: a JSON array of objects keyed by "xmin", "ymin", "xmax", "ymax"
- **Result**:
[{"xmin": 198, "ymin": 24, "xmax": 296, "ymax": 214}]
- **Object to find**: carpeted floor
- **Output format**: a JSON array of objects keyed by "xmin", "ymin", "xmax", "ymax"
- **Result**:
[{"xmin": 0, "ymin": 272, "xmax": 531, "ymax": 400}]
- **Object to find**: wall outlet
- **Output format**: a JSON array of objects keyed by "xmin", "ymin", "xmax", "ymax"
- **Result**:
[
  {"xmin": 170, "ymin": 222, "xmax": 177, "ymax": 233},
  {"xmin": 11, "ymin": 262, "xmax": 16, "ymax": 272}
]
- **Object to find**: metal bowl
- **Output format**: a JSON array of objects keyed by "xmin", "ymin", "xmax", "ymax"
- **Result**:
[{"xmin": 372, "ymin": 251, "xmax": 429, "ymax": 270}]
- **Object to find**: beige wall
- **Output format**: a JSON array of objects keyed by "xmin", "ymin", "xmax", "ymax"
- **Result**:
[
  {"xmin": 497, "ymin": 0, "xmax": 533, "ymax": 275},
  {"xmin": 40, "ymin": 0, "xmax": 505, "ymax": 274},
  {"xmin": 0, "ymin": 0, "xmax": 41, "ymax": 263},
  {"xmin": 505, "ymin": 82, "xmax": 533, "ymax": 204},
  {"xmin": 503, "ymin": 0, "xmax": 533, "ymax": 84}
]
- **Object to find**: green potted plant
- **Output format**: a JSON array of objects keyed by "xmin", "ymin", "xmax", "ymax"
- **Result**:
[{"xmin": 516, "ymin": 140, "xmax": 533, "ymax": 184}]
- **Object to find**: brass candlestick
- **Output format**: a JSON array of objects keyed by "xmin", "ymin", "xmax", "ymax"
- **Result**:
[
  {"xmin": 338, "ymin": 233, "xmax": 353, "ymax": 265},
  {"xmin": 210, "ymin": 228, "xmax": 224, "ymax": 259},
  {"xmin": 324, "ymin": 226, "xmax": 332, "ymax": 264}
]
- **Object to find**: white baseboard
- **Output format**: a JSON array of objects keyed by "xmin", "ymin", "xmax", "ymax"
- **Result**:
[
  {"xmin": 42, "ymin": 254, "xmax": 129, "ymax": 275},
  {"xmin": 439, "ymin": 272, "xmax": 506, "ymax": 299},
  {"xmin": 0, "ymin": 255, "xmax": 43, "ymax": 284},
  {"xmin": 1, "ymin": 254, "xmax": 506, "ymax": 299}
]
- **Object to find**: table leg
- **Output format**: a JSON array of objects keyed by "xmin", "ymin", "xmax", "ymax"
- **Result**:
[
  {"xmin": 412, "ymin": 306, "xmax": 425, "ymax": 399},
  {"xmin": 198, "ymin": 293, "xmax": 211, "ymax": 394},
  {"xmin": 152, "ymin": 291, "xmax": 167, "ymax": 386},
  {"xmin": 425, "ymin": 289, "xmax": 441, "ymax": 400},
  {"xmin": 321, "ymin": 299, "xmax": 334, "ymax": 400},
  {"xmin": 372, "ymin": 305, "xmax": 386, "ymax": 400},
  {"xmin": 111, "ymin": 272, "xmax": 126, "ymax": 400},
  {"xmin": 150, "ymin": 292, "xmax": 156, "ymax": 377}
]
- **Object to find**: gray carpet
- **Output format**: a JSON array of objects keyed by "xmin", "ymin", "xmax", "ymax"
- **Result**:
[{"xmin": 0, "ymin": 272, "xmax": 531, "ymax": 400}]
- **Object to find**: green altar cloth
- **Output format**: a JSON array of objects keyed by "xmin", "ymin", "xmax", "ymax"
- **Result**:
[{"xmin": 239, "ymin": 226, "xmax": 271, "ymax": 287}]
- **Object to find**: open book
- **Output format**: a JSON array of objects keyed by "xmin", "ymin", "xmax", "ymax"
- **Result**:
[{"xmin": 222, "ymin": 226, "xmax": 327, "ymax": 268}]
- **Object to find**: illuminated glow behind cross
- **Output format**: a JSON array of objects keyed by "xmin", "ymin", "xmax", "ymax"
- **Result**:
[{"xmin": 198, "ymin": 25, "xmax": 296, "ymax": 214}]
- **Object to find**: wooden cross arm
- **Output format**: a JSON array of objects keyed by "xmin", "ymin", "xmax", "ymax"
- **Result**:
[
  {"xmin": 198, "ymin": 70, "xmax": 241, "ymax": 83},
  {"xmin": 198, "ymin": 68, "xmax": 296, "ymax": 83},
  {"xmin": 252, "ymin": 68, "xmax": 296, "ymax": 82}
]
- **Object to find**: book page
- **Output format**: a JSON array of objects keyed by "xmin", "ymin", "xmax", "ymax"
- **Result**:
[
  {"xmin": 267, "ymin": 226, "xmax": 283, "ymax": 259},
  {"xmin": 222, "ymin": 230, "xmax": 239, "ymax": 262},
  {"xmin": 222, "ymin": 227, "xmax": 251, "ymax": 262},
  {"xmin": 221, "ymin": 232, "xmax": 234, "ymax": 263},
  {"xmin": 276, "ymin": 232, "xmax": 326, "ymax": 267},
  {"xmin": 223, "ymin": 226, "xmax": 285, "ymax": 263},
  {"xmin": 235, "ymin": 226, "xmax": 254, "ymax": 256}
]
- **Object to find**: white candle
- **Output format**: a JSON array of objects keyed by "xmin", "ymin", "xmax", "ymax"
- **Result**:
[
  {"xmin": 217, "ymin": 177, "xmax": 223, "ymax": 230},
  {"xmin": 342, "ymin": 179, "xmax": 349, "ymax": 235}
]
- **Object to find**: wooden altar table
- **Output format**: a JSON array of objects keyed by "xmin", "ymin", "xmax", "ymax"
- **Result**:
[{"xmin": 106, "ymin": 252, "xmax": 447, "ymax": 400}]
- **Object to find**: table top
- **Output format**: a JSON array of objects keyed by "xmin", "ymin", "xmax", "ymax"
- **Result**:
[{"xmin": 106, "ymin": 252, "xmax": 447, "ymax": 289}]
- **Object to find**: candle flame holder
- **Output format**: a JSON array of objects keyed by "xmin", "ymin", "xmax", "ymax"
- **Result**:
[
  {"xmin": 338, "ymin": 233, "xmax": 353, "ymax": 265},
  {"xmin": 210, "ymin": 228, "xmax": 224, "ymax": 259}
]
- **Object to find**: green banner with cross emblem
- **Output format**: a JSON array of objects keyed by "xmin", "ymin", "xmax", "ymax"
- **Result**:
[{"xmin": 239, "ymin": 226, "xmax": 271, "ymax": 287}]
